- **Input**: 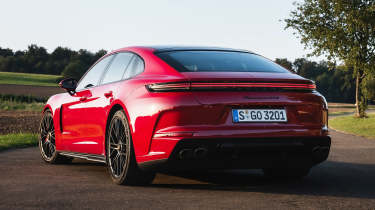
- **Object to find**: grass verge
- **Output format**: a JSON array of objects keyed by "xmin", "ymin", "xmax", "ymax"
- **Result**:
[
  {"xmin": 0, "ymin": 133, "xmax": 38, "ymax": 151},
  {"xmin": 0, "ymin": 72, "xmax": 61, "ymax": 86},
  {"xmin": 328, "ymin": 103, "xmax": 375, "ymax": 117},
  {"xmin": 329, "ymin": 111, "xmax": 354, "ymax": 117},
  {"xmin": 0, "ymin": 100, "xmax": 44, "ymax": 111},
  {"xmin": 329, "ymin": 114, "xmax": 375, "ymax": 139},
  {"xmin": 0, "ymin": 94, "xmax": 45, "ymax": 111}
]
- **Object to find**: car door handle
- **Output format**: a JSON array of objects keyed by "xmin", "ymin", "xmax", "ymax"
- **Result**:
[
  {"xmin": 104, "ymin": 91, "xmax": 113, "ymax": 98},
  {"xmin": 79, "ymin": 96, "xmax": 87, "ymax": 101}
]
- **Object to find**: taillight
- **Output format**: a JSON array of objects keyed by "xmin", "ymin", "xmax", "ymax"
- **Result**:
[
  {"xmin": 322, "ymin": 109, "xmax": 328, "ymax": 130},
  {"xmin": 146, "ymin": 82, "xmax": 316, "ymax": 92},
  {"xmin": 190, "ymin": 82, "xmax": 316, "ymax": 89},
  {"xmin": 146, "ymin": 82, "xmax": 190, "ymax": 91}
]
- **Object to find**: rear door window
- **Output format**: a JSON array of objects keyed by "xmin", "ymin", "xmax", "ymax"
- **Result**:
[
  {"xmin": 123, "ymin": 55, "xmax": 144, "ymax": 80},
  {"xmin": 101, "ymin": 53, "xmax": 133, "ymax": 84}
]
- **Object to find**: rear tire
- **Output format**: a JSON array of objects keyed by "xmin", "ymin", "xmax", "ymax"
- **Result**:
[
  {"xmin": 39, "ymin": 110, "xmax": 73, "ymax": 164},
  {"xmin": 262, "ymin": 167, "xmax": 310, "ymax": 179},
  {"xmin": 106, "ymin": 110, "xmax": 155, "ymax": 185}
]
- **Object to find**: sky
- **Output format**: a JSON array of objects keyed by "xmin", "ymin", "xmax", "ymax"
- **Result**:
[{"xmin": 0, "ymin": 0, "xmax": 322, "ymax": 61}]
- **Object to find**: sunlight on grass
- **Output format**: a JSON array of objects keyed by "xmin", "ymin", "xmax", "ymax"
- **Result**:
[
  {"xmin": 0, "ymin": 100, "xmax": 44, "ymax": 111},
  {"xmin": 0, "ymin": 72, "xmax": 61, "ymax": 86},
  {"xmin": 329, "ymin": 114, "xmax": 375, "ymax": 139},
  {"xmin": 0, "ymin": 133, "xmax": 39, "ymax": 151},
  {"xmin": 329, "ymin": 111, "xmax": 354, "ymax": 117}
]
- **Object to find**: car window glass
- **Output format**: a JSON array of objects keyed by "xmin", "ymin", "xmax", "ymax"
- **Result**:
[
  {"xmin": 76, "ymin": 55, "xmax": 112, "ymax": 90},
  {"xmin": 123, "ymin": 55, "xmax": 144, "ymax": 80},
  {"xmin": 156, "ymin": 51, "xmax": 288, "ymax": 73},
  {"xmin": 102, "ymin": 53, "xmax": 133, "ymax": 84}
]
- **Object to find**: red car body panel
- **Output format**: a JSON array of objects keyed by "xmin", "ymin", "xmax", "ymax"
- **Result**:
[{"xmin": 44, "ymin": 46, "xmax": 330, "ymax": 167}]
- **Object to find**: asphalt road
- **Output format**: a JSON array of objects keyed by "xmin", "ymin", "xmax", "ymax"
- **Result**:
[{"xmin": 1, "ymin": 130, "xmax": 375, "ymax": 210}]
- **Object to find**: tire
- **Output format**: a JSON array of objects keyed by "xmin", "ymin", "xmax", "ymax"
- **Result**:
[
  {"xmin": 262, "ymin": 167, "xmax": 310, "ymax": 179},
  {"xmin": 39, "ymin": 110, "xmax": 73, "ymax": 164},
  {"xmin": 106, "ymin": 110, "xmax": 155, "ymax": 185}
]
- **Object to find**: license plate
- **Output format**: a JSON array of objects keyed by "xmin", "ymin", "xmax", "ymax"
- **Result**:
[{"xmin": 232, "ymin": 109, "xmax": 287, "ymax": 122}]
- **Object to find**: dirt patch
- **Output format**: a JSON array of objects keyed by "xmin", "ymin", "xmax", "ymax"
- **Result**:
[
  {"xmin": 0, "ymin": 84, "xmax": 63, "ymax": 98},
  {"xmin": 0, "ymin": 110, "xmax": 41, "ymax": 134}
]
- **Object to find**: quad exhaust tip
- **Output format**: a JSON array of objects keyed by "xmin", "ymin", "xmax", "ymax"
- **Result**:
[
  {"xmin": 312, "ymin": 146, "xmax": 330, "ymax": 161},
  {"xmin": 178, "ymin": 149, "xmax": 193, "ymax": 160},
  {"xmin": 178, "ymin": 147, "xmax": 208, "ymax": 160},
  {"xmin": 193, "ymin": 147, "xmax": 208, "ymax": 159}
]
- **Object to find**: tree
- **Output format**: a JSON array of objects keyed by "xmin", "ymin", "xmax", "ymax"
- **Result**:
[
  {"xmin": 295, "ymin": 59, "xmax": 328, "ymax": 81},
  {"xmin": 285, "ymin": 0, "xmax": 375, "ymax": 117},
  {"xmin": 0, "ymin": 47, "xmax": 13, "ymax": 57},
  {"xmin": 62, "ymin": 60, "xmax": 86, "ymax": 80},
  {"xmin": 292, "ymin": 58, "xmax": 355, "ymax": 103},
  {"xmin": 275, "ymin": 58, "xmax": 293, "ymax": 71},
  {"xmin": 363, "ymin": 74, "xmax": 375, "ymax": 102},
  {"xmin": 48, "ymin": 47, "xmax": 77, "ymax": 75},
  {"xmin": 94, "ymin": 49, "xmax": 107, "ymax": 60},
  {"xmin": 0, "ymin": 44, "xmax": 108, "ymax": 79},
  {"xmin": 25, "ymin": 44, "xmax": 49, "ymax": 74}
]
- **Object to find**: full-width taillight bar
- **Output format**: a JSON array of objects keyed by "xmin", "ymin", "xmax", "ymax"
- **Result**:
[
  {"xmin": 147, "ymin": 82, "xmax": 191, "ymax": 91},
  {"xmin": 146, "ymin": 82, "xmax": 316, "ymax": 92}
]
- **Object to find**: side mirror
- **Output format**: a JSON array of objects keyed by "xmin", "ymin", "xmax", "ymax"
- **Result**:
[{"xmin": 59, "ymin": 78, "xmax": 77, "ymax": 95}]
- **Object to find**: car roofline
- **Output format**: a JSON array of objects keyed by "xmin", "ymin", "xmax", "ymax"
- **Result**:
[{"xmin": 149, "ymin": 46, "xmax": 254, "ymax": 54}]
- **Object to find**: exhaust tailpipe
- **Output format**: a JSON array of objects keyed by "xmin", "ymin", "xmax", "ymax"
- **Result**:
[
  {"xmin": 312, "ymin": 146, "xmax": 330, "ymax": 162},
  {"xmin": 193, "ymin": 147, "xmax": 208, "ymax": 159},
  {"xmin": 178, "ymin": 149, "xmax": 193, "ymax": 160}
]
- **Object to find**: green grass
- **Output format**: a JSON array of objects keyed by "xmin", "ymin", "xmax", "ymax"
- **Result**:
[
  {"xmin": 329, "ymin": 111, "xmax": 354, "ymax": 117},
  {"xmin": 0, "ymin": 94, "xmax": 47, "ymax": 103},
  {"xmin": 0, "ymin": 72, "xmax": 61, "ymax": 86},
  {"xmin": 0, "ymin": 133, "xmax": 38, "ymax": 151},
  {"xmin": 0, "ymin": 100, "xmax": 44, "ymax": 111},
  {"xmin": 0, "ymin": 94, "xmax": 45, "ymax": 111},
  {"xmin": 328, "ymin": 103, "xmax": 375, "ymax": 117},
  {"xmin": 329, "ymin": 114, "xmax": 375, "ymax": 139}
]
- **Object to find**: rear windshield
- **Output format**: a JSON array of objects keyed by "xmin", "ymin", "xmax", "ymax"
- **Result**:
[{"xmin": 156, "ymin": 50, "xmax": 288, "ymax": 73}]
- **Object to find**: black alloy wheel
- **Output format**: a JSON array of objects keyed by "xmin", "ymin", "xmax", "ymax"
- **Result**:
[
  {"xmin": 108, "ymin": 114, "xmax": 129, "ymax": 178},
  {"xmin": 39, "ymin": 110, "xmax": 72, "ymax": 164},
  {"xmin": 39, "ymin": 111, "xmax": 56, "ymax": 161},
  {"xmin": 106, "ymin": 110, "xmax": 155, "ymax": 185}
]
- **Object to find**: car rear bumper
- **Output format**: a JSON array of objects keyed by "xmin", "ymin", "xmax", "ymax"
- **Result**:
[{"xmin": 138, "ymin": 136, "xmax": 331, "ymax": 171}]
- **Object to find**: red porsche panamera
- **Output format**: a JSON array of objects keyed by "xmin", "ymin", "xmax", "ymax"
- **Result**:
[{"xmin": 39, "ymin": 46, "xmax": 330, "ymax": 185}]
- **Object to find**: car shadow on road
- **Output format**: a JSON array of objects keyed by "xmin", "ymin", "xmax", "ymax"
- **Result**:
[
  {"xmin": 64, "ymin": 158, "xmax": 375, "ymax": 199},
  {"xmin": 150, "ymin": 161, "xmax": 375, "ymax": 199},
  {"xmin": 69, "ymin": 160, "xmax": 105, "ymax": 167}
]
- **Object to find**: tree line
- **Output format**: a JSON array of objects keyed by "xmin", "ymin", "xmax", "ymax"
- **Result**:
[
  {"xmin": 0, "ymin": 44, "xmax": 374, "ymax": 104},
  {"xmin": 0, "ymin": 44, "xmax": 106, "ymax": 79},
  {"xmin": 275, "ymin": 58, "xmax": 358, "ymax": 103}
]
